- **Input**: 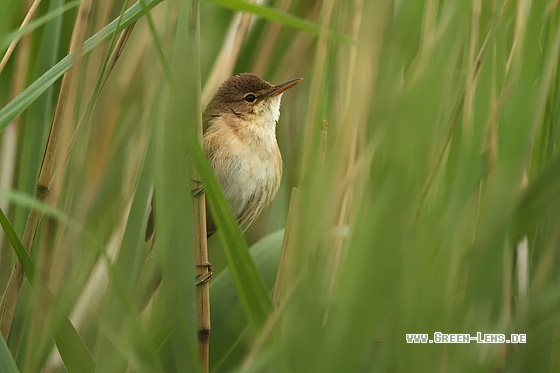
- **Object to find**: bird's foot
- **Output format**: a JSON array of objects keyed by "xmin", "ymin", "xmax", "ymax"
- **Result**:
[
  {"xmin": 190, "ymin": 179, "xmax": 204, "ymax": 197},
  {"xmin": 195, "ymin": 262, "xmax": 213, "ymax": 285}
]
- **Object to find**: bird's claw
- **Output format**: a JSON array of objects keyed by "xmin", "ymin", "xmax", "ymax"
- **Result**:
[
  {"xmin": 191, "ymin": 187, "xmax": 205, "ymax": 197},
  {"xmin": 190, "ymin": 179, "xmax": 205, "ymax": 197},
  {"xmin": 195, "ymin": 262, "xmax": 213, "ymax": 285}
]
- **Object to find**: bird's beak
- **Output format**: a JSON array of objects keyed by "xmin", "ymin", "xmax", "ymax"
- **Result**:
[{"xmin": 267, "ymin": 77, "xmax": 303, "ymax": 97}]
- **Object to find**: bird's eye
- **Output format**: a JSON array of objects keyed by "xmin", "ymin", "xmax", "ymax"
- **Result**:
[{"xmin": 244, "ymin": 94, "xmax": 256, "ymax": 103}]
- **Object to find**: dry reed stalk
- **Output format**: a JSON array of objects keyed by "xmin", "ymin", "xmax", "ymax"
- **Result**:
[
  {"xmin": 43, "ymin": 26, "xmax": 142, "ymax": 360},
  {"xmin": 323, "ymin": 0, "xmax": 365, "ymax": 300},
  {"xmin": 188, "ymin": 2, "xmax": 210, "ymax": 371},
  {"xmin": 415, "ymin": 34, "xmax": 489, "ymax": 221},
  {"xmin": 416, "ymin": 0, "xmax": 515, "ymax": 220},
  {"xmin": 0, "ymin": 0, "xmax": 43, "ymax": 74},
  {"xmin": 273, "ymin": 187, "xmax": 299, "ymax": 306},
  {"xmin": 245, "ymin": 276, "xmax": 299, "ymax": 369},
  {"xmin": 100, "ymin": 23, "xmax": 137, "ymax": 92},
  {"xmin": 188, "ymin": 1, "xmax": 263, "ymax": 368},
  {"xmin": 0, "ymin": 128, "xmax": 16, "ymax": 267},
  {"xmin": 0, "ymin": 0, "xmax": 93, "ymax": 340},
  {"xmin": 297, "ymin": 0, "xmax": 334, "ymax": 187},
  {"xmin": 0, "ymin": 2, "xmax": 34, "ymax": 283},
  {"xmin": 61, "ymin": 23, "xmax": 137, "ymax": 176},
  {"xmin": 193, "ymin": 179, "xmax": 210, "ymax": 373}
]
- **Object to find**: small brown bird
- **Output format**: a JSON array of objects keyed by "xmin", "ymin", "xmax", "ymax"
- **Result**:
[
  {"xmin": 141, "ymin": 73, "xmax": 301, "ymax": 294},
  {"xmin": 145, "ymin": 73, "xmax": 302, "ymax": 241},
  {"xmin": 203, "ymin": 73, "xmax": 302, "ymax": 236}
]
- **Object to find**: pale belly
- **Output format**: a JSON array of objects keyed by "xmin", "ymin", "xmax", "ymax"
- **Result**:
[{"xmin": 213, "ymin": 147, "xmax": 282, "ymax": 228}]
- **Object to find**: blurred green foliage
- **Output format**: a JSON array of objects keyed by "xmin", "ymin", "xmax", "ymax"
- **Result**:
[{"xmin": 0, "ymin": 0, "xmax": 559, "ymax": 372}]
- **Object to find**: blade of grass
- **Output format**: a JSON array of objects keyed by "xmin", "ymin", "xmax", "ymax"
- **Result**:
[
  {"xmin": 0, "ymin": 1, "xmax": 79, "ymax": 50},
  {"xmin": 0, "ymin": 336, "xmax": 18, "ymax": 373},
  {"xmin": 0, "ymin": 189, "xmax": 83, "ymax": 232},
  {"xmin": 210, "ymin": 230, "xmax": 284, "ymax": 372},
  {"xmin": 202, "ymin": 0, "xmax": 355, "ymax": 44},
  {"xmin": 95, "ymin": 138, "xmax": 164, "ymax": 372},
  {"xmin": 0, "ymin": 208, "xmax": 35, "ymax": 283},
  {"xmin": 0, "ymin": 0, "xmax": 43, "ymax": 75},
  {"xmin": 0, "ymin": 0, "xmax": 164, "ymax": 131},
  {"xmin": 0, "ymin": 0, "xmax": 81, "ymax": 71},
  {"xmin": 0, "ymin": 207, "xmax": 95, "ymax": 372},
  {"xmin": 142, "ymin": 1, "xmax": 199, "ymax": 371},
  {"xmin": 273, "ymin": 188, "xmax": 299, "ymax": 306},
  {"xmin": 514, "ymin": 154, "xmax": 560, "ymax": 238},
  {"xmin": 190, "ymin": 138, "xmax": 274, "ymax": 331},
  {"xmin": 13, "ymin": 0, "xmax": 64, "ymax": 255},
  {"xmin": 0, "ymin": 0, "xmax": 96, "ymax": 340}
]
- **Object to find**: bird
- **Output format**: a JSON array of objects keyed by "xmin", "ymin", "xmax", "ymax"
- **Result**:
[
  {"xmin": 138, "ymin": 73, "xmax": 302, "ymax": 298},
  {"xmin": 145, "ymin": 73, "xmax": 302, "ymax": 240},
  {"xmin": 202, "ymin": 73, "xmax": 303, "ymax": 236}
]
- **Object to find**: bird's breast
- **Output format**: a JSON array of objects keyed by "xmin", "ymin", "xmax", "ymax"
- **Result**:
[{"xmin": 205, "ymin": 128, "xmax": 282, "ymax": 228}]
